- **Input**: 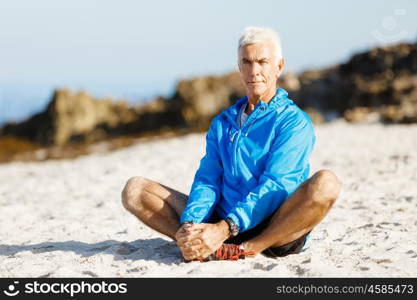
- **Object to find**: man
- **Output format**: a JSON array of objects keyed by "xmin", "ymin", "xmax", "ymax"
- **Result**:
[{"xmin": 122, "ymin": 26, "xmax": 341, "ymax": 261}]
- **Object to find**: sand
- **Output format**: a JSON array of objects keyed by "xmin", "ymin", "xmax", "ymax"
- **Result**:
[{"xmin": 0, "ymin": 120, "xmax": 416, "ymax": 277}]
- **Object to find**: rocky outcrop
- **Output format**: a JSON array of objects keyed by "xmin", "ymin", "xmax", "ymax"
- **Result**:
[
  {"xmin": 283, "ymin": 42, "xmax": 417, "ymax": 123},
  {"xmin": 1, "ymin": 41, "xmax": 417, "ymax": 149},
  {"xmin": 172, "ymin": 72, "xmax": 245, "ymax": 129},
  {"xmin": 1, "ymin": 72, "xmax": 245, "ymax": 146},
  {"xmin": 341, "ymin": 42, "xmax": 417, "ymax": 123},
  {"xmin": 1, "ymin": 90, "xmax": 141, "ymax": 145}
]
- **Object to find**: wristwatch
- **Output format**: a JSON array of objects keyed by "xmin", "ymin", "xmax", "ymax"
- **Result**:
[{"xmin": 224, "ymin": 218, "xmax": 239, "ymax": 237}]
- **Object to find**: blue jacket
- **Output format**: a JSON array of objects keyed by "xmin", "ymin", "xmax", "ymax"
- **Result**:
[{"xmin": 180, "ymin": 88, "xmax": 316, "ymax": 233}]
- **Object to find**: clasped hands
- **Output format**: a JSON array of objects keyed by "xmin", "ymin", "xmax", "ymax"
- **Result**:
[{"xmin": 175, "ymin": 221, "xmax": 230, "ymax": 261}]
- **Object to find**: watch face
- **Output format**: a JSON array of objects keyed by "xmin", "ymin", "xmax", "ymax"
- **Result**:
[{"xmin": 226, "ymin": 218, "xmax": 239, "ymax": 236}]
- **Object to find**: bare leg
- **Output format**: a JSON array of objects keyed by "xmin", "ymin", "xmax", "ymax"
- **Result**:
[
  {"xmin": 121, "ymin": 176, "xmax": 188, "ymax": 240},
  {"xmin": 243, "ymin": 170, "xmax": 342, "ymax": 255}
]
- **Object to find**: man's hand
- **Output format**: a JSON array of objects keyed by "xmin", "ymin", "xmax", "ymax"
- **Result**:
[
  {"xmin": 175, "ymin": 223, "xmax": 203, "ymax": 260},
  {"xmin": 175, "ymin": 221, "xmax": 231, "ymax": 260}
]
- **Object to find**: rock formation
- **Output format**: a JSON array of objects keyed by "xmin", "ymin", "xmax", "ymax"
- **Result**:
[
  {"xmin": 1, "ymin": 41, "xmax": 417, "ymax": 149},
  {"xmin": 0, "ymin": 72, "xmax": 244, "ymax": 146},
  {"xmin": 171, "ymin": 72, "xmax": 245, "ymax": 129},
  {"xmin": 283, "ymin": 41, "xmax": 417, "ymax": 123},
  {"xmin": 1, "ymin": 89, "xmax": 140, "ymax": 145}
]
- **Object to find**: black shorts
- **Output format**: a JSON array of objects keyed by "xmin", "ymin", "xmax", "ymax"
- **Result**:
[{"xmin": 208, "ymin": 211, "xmax": 310, "ymax": 258}]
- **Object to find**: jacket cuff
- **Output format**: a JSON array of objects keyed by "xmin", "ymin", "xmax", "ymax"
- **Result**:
[{"xmin": 180, "ymin": 213, "xmax": 199, "ymax": 224}]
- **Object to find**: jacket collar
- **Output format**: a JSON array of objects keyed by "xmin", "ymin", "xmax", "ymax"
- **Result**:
[{"xmin": 222, "ymin": 88, "xmax": 290, "ymax": 119}]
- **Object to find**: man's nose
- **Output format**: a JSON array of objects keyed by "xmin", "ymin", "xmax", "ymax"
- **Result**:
[{"xmin": 249, "ymin": 63, "xmax": 260, "ymax": 76}]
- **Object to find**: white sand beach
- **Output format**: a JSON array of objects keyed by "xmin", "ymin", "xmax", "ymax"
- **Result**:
[{"xmin": 0, "ymin": 120, "xmax": 416, "ymax": 277}]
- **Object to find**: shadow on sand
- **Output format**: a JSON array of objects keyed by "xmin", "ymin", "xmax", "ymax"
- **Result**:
[{"xmin": 0, "ymin": 238, "xmax": 183, "ymax": 266}]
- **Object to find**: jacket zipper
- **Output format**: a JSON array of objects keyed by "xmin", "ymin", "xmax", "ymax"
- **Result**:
[
  {"xmin": 242, "ymin": 106, "xmax": 265, "ymax": 136},
  {"xmin": 230, "ymin": 130, "xmax": 238, "ymax": 142},
  {"xmin": 222, "ymin": 113, "xmax": 240, "ymax": 178},
  {"xmin": 232, "ymin": 130, "xmax": 240, "ymax": 178},
  {"xmin": 224, "ymin": 104, "xmax": 267, "ymax": 178}
]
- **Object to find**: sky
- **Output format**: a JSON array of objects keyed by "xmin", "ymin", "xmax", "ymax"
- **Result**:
[{"xmin": 0, "ymin": 0, "xmax": 416, "ymax": 124}]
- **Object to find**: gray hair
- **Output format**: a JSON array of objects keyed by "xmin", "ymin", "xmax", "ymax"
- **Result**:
[{"xmin": 238, "ymin": 26, "xmax": 282, "ymax": 60}]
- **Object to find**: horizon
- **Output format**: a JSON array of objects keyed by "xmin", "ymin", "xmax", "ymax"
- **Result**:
[{"xmin": 1, "ymin": 0, "xmax": 416, "ymax": 125}]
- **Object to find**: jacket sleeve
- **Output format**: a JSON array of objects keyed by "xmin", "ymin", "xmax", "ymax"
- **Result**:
[
  {"xmin": 180, "ymin": 118, "xmax": 223, "ymax": 224},
  {"xmin": 226, "ymin": 111, "xmax": 316, "ymax": 232}
]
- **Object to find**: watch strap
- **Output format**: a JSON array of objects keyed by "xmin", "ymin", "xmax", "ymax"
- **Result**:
[{"xmin": 225, "ymin": 217, "xmax": 239, "ymax": 237}]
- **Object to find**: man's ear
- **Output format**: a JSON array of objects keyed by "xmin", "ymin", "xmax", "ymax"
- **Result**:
[
  {"xmin": 279, "ymin": 58, "xmax": 285, "ymax": 71},
  {"xmin": 277, "ymin": 58, "xmax": 285, "ymax": 77}
]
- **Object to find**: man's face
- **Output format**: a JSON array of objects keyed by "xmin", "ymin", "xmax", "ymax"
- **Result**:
[{"xmin": 238, "ymin": 41, "xmax": 284, "ymax": 100}]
